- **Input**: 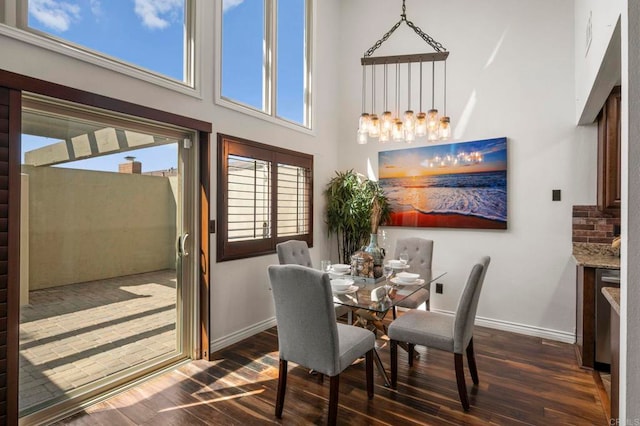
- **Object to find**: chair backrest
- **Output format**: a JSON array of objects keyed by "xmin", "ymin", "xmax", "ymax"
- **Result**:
[
  {"xmin": 268, "ymin": 264, "xmax": 341, "ymax": 375},
  {"xmin": 276, "ymin": 240, "xmax": 313, "ymax": 268},
  {"xmin": 394, "ymin": 238, "xmax": 434, "ymax": 277},
  {"xmin": 453, "ymin": 256, "xmax": 491, "ymax": 353}
]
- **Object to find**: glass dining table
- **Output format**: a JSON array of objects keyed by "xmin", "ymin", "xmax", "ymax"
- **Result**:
[{"xmin": 330, "ymin": 269, "xmax": 446, "ymax": 386}]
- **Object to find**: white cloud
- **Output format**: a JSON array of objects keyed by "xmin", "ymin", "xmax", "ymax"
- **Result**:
[
  {"xmin": 29, "ymin": 0, "xmax": 80, "ymax": 32},
  {"xmin": 89, "ymin": 0, "xmax": 102, "ymax": 17},
  {"xmin": 223, "ymin": 0, "xmax": 244, "ymax": 12},
  {"xmin": 134, "ymin": 0, "xmax": 182, "ymax": 30}
]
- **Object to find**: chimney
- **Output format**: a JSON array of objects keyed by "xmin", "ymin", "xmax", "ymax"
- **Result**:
[{"xmin": 119, "ymin": 156, "xmax": 141, "ymax": 174}]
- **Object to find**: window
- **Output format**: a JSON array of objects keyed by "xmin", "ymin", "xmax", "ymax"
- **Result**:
[
  {"xmin": 220, "ymin": 0, "xmax": 311, "ymax": 128},
  {"xmin": 20, "ymin": 0, "xmax": 192, "ymax": 85},
  {"xmin": 217, "ymin": 134, "xmax": 313, "ymax": 261}
]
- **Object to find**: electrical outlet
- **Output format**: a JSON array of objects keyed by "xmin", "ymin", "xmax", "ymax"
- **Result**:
[{"xmin": 436, "ymin": 283, "xmax": 443, "ymax": 294}]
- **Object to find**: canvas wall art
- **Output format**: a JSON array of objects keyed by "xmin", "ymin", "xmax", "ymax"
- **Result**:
[{"xmin": 378, "ymin": 137, "xmax": 507, "ymax": 229}]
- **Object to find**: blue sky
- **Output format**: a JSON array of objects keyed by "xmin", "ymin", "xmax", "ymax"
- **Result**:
[
  {"xmin": 24, "ymin": 0, "xmax": 305, "ymax": 172},
  {"xmin": 29, "ymin": 0, "xmax": 185, "ymax": 80}
]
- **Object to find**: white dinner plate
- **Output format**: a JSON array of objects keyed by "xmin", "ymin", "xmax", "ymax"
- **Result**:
[
  {"xmin": 391, "ymin": 277, "xmax": 425, "ymax": 286},
  {"xmin": 331, "ymin": 264, "xmax": 351, "ymax": 273},
  {"xmin": 389, "ymin": 264, "xmax": 410, "ymax": 270},
  {"xmin": 333, "ymin": 285, "xmax": 359, "ymax": 295},
  {"xmin": 328, "ymin": 269, "xmax": 350, "ymax": 276}
]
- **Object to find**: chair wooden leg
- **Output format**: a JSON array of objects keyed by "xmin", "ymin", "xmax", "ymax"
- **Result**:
[
  {"xmin": 390, "ymin": 340, "xmax": 398, "ymax": 389},
  {"xmin": 466, "ymin": 338, "xmax": 479, "ymax": 385},
  {"xmin": 365, "ymin": 350, "xmax": 374, "ymax": 399},
  {"xmin": 454, "ymin": 353, "xmax": 470, "ymax": 411},
  {"xmin": 408, "ymin": 344, "xmax": 415, "ymax": 367},
  {"xmin": 328, "ymin": 375, "xmax": 340, "ymax": 425},
  {"xmin": 276, "ymin": 359, "xmax": 288, "ymax": 418}
]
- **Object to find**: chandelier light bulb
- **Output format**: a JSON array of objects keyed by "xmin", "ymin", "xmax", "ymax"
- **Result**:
[
  {"xmin": 404, "ymin": 110, "xmax": 415, "ymax": 132},
  {"xmin": 368, "ymin": 114, "xmax": 381, "ymax": 138},
  {"xmin": 392, "ymin": 119, "xmax": 404, "ymax": 142},
  {"xmin": 405, "ymin": 128, "xmax": 416, "ymax": 143},
  {"xmin": 379, "ymin": 129, "xmax": 390, "ymax": 143},
  {"xmin": 427, "ymin": 109, "xmax": 440, "ymax": 141},
  {"xmin": 359, "ymin": 113, "xmax": 371, "ymax": 133},
  {"xmin": 426, "ymin": 109, "xmax": 440, "ymax": 132},
  {"xmin": 439, "ymin": 116, "xmax": 451, "ymax": 140},
  {"xmin": 357, "ymin": 129, "xmax": 368, "ymax": 145},
  {"xmin": 415, "ymin": 112, "xmax": 427, "ymax": 137},
  {"xmin": 381, "ymin": 111, "xmax": 393, "ymax": 133}
]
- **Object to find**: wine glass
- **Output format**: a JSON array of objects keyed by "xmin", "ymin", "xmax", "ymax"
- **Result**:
[
  {"xmin": 321, "ymin": 260, "xmax": 332, "ymax": 273},
  {"xmin": 399, "ymin": 253, "xmax": 409, "ymax": 266},
  {"xmin": 383, "ymin": 263, "xmax": 394, "ymax": 300}
]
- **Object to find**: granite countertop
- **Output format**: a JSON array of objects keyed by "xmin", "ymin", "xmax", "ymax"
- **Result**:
[
  {"xmin": 602, "ymin": 287, "xmax": 620, "ymax": 315},
  {"xmin": 572, "ymin": 242, "xmax": 620, "ymax": 269}
]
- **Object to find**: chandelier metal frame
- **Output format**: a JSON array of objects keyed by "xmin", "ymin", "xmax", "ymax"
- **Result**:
[{"xmin": 357, "ymin": 0, "xmax": 451, "ymax": 145}]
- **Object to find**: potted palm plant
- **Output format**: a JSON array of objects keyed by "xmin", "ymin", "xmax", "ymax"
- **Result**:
[{"xmin": 324, "ymin": 170, "xmax": 391, "ymax": 265}]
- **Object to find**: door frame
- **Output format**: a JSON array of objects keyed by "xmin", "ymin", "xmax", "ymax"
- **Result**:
[{"xmin": 0, "ymin": 69, "xmax": 212, "ymax": 423}]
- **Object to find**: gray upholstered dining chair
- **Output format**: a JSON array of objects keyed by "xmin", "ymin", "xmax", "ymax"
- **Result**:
[
  {"xmin": 393, "ymin": 238, "xmax": 434, "ymax": 317},
  {"xmin": 268, "ymin": 265, "xmax": 375, "ymax": 425},
  {"xmin": 276, "ymin": 240, "xmax": 313, "ymax": 267},
  {"xmin": 276, "ymin": 240, "xmax": 351, "ymax": 320},
  {"xmin": 388, "ymin": 256, "xmax": 490, "ymax": 411}
]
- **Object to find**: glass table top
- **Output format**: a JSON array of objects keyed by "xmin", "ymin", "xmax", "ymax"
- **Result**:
[{"xmin": 331, "ymin": 270, "xmax": 446, "ymax": 314}]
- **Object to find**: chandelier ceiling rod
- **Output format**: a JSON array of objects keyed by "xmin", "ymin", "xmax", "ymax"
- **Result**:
[{"xmin": 361, "ymin": 52, "xmax": 448, "ymax": 66}]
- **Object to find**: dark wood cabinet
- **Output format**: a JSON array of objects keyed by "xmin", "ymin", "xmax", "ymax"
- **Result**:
[
  {"xmin": 597, "ymin": 86, "xmax": 621, "ymax": 211},
  {"xmin": 576, "ymin": 265, "xmax": 595, "ymax": 369}
]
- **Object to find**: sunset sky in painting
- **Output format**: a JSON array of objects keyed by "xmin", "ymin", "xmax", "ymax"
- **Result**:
[{"xmin": 378, "ymin": 137, "xmax": 507, "ymax": 179}]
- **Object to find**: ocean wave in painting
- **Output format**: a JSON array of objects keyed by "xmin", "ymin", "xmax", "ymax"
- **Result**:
[{"xmin": 380, "ymin": 171, "xmax": 507, "ymax": 222}]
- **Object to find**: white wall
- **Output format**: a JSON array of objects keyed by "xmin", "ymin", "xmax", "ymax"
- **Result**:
[
  {"xmin": 0, "ymin": 1, "xmax": 341, "ymax": 348},
  {"xmin": 620, "ymin": 0, "xmax": 640, "ymax": 420},
  {"xmin": 574, "ymin": 0, "xmax": 622, "ymax": 124},
  {"xmin": 337, "ymin": 0, "xmax": 595, "ymax": 340}
]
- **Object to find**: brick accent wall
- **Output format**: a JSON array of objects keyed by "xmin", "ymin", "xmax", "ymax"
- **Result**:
[{"xmin": 572, "ymin": 205, "xmax": 621, "ymax": 243}]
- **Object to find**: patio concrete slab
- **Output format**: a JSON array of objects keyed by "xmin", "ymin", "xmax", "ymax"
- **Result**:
[{"xmin": 19, "ymin": 270, "xmax": 177, "ymax": 414}]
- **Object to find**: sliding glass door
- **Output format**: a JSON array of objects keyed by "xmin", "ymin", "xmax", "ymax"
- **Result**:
[{"xmin": 17, "ymin": 94, "xmax": 198, "ymax": 422}]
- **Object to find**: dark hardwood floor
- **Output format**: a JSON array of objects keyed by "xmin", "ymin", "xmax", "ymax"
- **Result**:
[{"xmin": 57, "ymin": 325, "xmax": 608, "ymax": 425}]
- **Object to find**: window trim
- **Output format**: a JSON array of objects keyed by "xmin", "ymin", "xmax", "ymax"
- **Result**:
[
  {"xmin": 217, "ymin": 133, "xmax": 313, "ymax": 262},
  {"xmin": 215, "ymin": 0, "xmax": 314, "ymax": 132},
  {"xmin": 5, "ymin": 0, "xmax": 200, "ymax": 97}
]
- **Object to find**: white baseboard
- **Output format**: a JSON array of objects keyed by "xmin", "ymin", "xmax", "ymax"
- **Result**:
[
  {"xmin": 210, "ymin": 310, "xmax": 576, "ymax": 355},
  {"xmin": 430, "ymin": 308, "xmax": 576, "ymax": 344},
  {"xmin": 210, "ymin": 317, "xmax": 277, "ymax": 354}
]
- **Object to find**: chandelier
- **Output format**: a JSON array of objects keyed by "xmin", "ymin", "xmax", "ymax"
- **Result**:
[{"xmin": 357, "ymin": 0, "xmax": 450, "ymax": 145}]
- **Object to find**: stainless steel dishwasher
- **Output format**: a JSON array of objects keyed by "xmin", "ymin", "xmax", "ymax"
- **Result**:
[{"xmin": 595, "ymin": 268, "xmax": 620, "ymax": 371}]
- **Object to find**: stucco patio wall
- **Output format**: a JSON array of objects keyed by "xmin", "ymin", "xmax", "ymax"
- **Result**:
[{"xmin": 21, "ymin": 165, "xmax": 177, "ymax": 290}]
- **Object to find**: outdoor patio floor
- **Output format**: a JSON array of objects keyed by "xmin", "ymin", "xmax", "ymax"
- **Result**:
[{"xmin": 19, "ymin": 270, "xmax": 177, "ymax": 414}]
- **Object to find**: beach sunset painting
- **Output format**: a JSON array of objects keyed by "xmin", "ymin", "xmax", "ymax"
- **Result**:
[{"xmin": 379, "ymin": 137, "xmax": 507, "ymax": 229}]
